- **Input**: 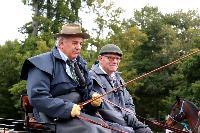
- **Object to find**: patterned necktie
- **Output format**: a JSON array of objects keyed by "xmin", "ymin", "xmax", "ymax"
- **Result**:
[
  {"xmin": 110, "ymin": 75, "xmax": 117, "ymax": 88},
  {"xmin": 74, "ymin": 62, "xmax": 86, "ymax": 87},
  {"xmin": 111, "ymin": 76, "xmax": 123, "ymax": 104},
  {"xmin": 66, "ymin": 60, "xmax": 78, "ymax": 82}
]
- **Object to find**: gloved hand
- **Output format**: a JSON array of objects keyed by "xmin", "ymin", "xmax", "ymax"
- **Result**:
[
  {"xmin": 71, "ymin": 104, "xmax": 81, "ymax": 117},
  {"xmin": 91, "ymin": 92, "xmax": 103, "ymax": 107}
]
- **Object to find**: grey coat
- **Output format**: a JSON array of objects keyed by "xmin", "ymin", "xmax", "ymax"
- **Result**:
[
  {"xmin": 90, "ymin": 64, "xmax": 152, "ymax": 133},
  {"xmin": 20, "ymin": 47, "xmax": 112, "ymax": 133}
]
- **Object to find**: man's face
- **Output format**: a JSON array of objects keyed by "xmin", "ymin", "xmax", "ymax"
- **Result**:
[
  {"xmin": 59, "ymin": 36, "xmax": 83, "ymax": 60},
  {"xmin": 98, "ymin": 54, "xmax": 121, "ymax": 75}
]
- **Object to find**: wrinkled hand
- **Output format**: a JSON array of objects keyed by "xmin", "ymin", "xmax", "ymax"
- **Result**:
[
  {"xmin": 91, "ymin": 92, "xmax": 103, "ymax": 107},
  {"xmin": 71, "ymin": 104, "xmax": 81, "ymax": 117}
]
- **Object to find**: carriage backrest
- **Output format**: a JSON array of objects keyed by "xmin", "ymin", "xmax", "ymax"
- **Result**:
[
  {"xmin": 21, "ymin": 95, "xmax": 33, "ymax": 113},
  {"xmin": 20, "ymin": 95, "xmax": 46, "ymax": 129}
]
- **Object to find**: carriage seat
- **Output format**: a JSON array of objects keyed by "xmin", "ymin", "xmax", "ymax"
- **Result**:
[{"xmin": 21, "ymin": 95, "xmax": 45, "ymax": 129}]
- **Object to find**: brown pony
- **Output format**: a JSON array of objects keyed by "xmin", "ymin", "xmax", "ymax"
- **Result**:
[{"xmin": 165, "ymin": 97, "xmax": 200, "ymax": 133}]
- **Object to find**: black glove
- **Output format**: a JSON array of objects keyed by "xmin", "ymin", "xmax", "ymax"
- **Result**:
[{"xmin": 125, "ymin": 114, "xmax": 148, "ymax": 129}]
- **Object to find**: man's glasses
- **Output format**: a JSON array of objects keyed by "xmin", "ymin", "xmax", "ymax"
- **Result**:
[{"xmin": 103, "ymin": 55, "xmax": 121, "ymax": 61}]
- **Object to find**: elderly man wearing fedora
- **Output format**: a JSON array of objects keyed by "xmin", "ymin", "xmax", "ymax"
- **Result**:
[{"xmin": 20, "ymin": 24, "xmax": 112, "ymax": 133}]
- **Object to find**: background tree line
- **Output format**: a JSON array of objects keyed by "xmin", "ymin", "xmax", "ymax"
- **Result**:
[{"xmin": 0, "ymin": 0, "xmax": 200, "ymax": 131}]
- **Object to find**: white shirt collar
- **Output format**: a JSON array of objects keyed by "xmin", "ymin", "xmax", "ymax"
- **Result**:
[
  {"xmin": 58, "ymin": 48, "xmax": 76, "ymax": 62},
  {"xmin": 99, "ymin": 64, "xmax": 115, "ymax": 79},
  {"xmin": 58, "ymin": 48, "xmax": 75, "ymax": 78},
  {"xmin": 58, "ymin": 48, "xmax": 68, "ymax": 62}
]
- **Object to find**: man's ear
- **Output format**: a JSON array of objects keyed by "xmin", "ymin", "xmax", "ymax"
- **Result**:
[
  {"xmin": 56, "ymin": 38, "xmax": 62, "ymax": 48},
  {"xmin": 98, "ymin": 55, "xmax": 102, "ymax": 61},
  {"xmin": 58, "ymin": 38, "xmax": 65, "ymax": 48}
]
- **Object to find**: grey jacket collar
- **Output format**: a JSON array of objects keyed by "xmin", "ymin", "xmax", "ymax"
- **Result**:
[
  {"xmin": 52, "ymin": 47, "xmax": 63, "ymax": 61},
  {"xmin": 91, "ymin": 64, "xmax": 107, "ymax": 75}
]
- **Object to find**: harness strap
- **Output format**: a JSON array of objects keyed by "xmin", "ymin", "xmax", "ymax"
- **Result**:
[
  {"xmin": 191, "ymin": 114, "xmax": 200, "ymax": 132},
  {"xmin": 80, "ymin": 49, "xmax": 200, "ymax": 108},
  {"xmin": 169, "ymin": 100, "xmax": 200, "ymax": 133},
  {"xmin": 77, "ymin": 115, "xmax": 127, "ymax": 133},
  {"xmin": 103, "ymin": 98, "xmax": 189, "ymax": 133},
  {"xmin": 78, "ymin": 49, "xmax": 200, "ymax": 132}
]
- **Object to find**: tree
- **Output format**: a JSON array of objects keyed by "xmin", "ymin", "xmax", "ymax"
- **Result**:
[
  {"xmin": 7, "ymin": 0, "xmax": 97, "ymax": 118},
  {"xmin": 2, "ymin": 2, "xmax": 200, "ymax": 127},
  {"xmin": 167, "ymin": 52, "xmax": 200, "ymax": 107},
  {"xmin": 0, "ymin": 40, "xmax": 23, "ymax": 118},
  {"xmin": 125, "ymin": 6, "xmax": 200, "ymax": 121},
  {"xmin": 20, "ymin": 0, "xmax": 96, "ymax": 36}
]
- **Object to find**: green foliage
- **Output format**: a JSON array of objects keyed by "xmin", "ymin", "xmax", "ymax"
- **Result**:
[
  {"xmin": 9, "ymin": 80, "xmax": 27, "ymax": 116},
  {"xmin": 1, "ymin": 1, "xmax": 200, "ymax": 127},
  {"xmin": 190, "ymin": 80, "xmax": 200, "ymax": 106},
  {"xmin": 0, "ymin": 0, "xmax": 97, "ymax": 119},
  {"xmin": 0, "ymin": 40, "xmax": 22, "ymax": 88},
  {"xmin": 182, "ymin": 54, "xmax": 200, "ymax": 83},
  {"xmin": 21, "ymin": 0, "xmax": 96, "ymax": 35},
  {"xmin": 126, "ymin": 6, "xmax": 200, "ymax": 120},
  {"xmin": 0, "ymin": 40, "xmax": 23, "ymax": 118},
  {"xmin": 164, "ymin": 52, "xmax": 200, "ymax": 122},
  {"xmin": 9, "ymin": 80, "xmax": 27, "ymax": 97}
]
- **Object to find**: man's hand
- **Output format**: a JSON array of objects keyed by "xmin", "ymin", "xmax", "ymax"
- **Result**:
[
  {"xmin": 71, "ymin": 104, "xmax": 81, "ymax": 117},
  {"xmin": 91, "ymin": 92, "xmax": 103, "ymax": 107}
]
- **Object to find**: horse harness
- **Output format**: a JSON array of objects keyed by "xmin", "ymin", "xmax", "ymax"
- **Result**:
[
  {"xmin": 168, "ymin": 100, "xmax": 200, "ymax": 133},
  {"xmin": 79, "ymin": 50, "xmax": 200, "ymax": 132},
  {"xmin": 168, "ymin": 101, "xmax": 186, "ymax": 123}
]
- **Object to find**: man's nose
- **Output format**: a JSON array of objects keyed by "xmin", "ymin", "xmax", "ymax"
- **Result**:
[{"xmin": 76, "ymin": 43, "xmax": 82, "ymax": 49}]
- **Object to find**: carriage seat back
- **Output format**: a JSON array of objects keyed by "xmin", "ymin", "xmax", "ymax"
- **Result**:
[
  {"xmin": 21, "ymin": 95, "xmax": 33, "ymax": 113},
  {"xmin": 20, "ymin": 95, "xmax": 44, "ymax": 129}
]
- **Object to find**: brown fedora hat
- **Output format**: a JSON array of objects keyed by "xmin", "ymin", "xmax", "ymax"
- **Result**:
[{"xmin": 55, "ymin": 24, "xmax": 90, "ymax": 39}]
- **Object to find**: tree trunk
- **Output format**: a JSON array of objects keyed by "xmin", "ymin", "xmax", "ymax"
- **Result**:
[{"xmin": 32, "ymin": 0, "xmax": 39, "ymax": 35}]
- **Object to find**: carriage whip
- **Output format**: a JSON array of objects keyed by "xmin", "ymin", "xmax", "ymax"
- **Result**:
[{"xmin": 79, "ymin": 48, "xmax": 200, "ymax": 108}]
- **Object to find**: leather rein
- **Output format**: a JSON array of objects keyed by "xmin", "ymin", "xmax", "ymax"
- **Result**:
[
  {"xmin": 104, "ymin": 98, "xmax": 189, "ymax": 133},
  {"xmin": 80, "ymin": 49, "xmax": 200, "ymax": 108},
  {"xmin": 78, "ymin": 49, "xmax": 200, "ymax": 132}
]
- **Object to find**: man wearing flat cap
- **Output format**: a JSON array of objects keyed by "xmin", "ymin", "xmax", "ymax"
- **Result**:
[
  {"xmin": 20, "ymin": 24, "xmax": 112, "ymax": 133},
  {"xmin": 90, "ymin": 44, "xmax": 152, "ymax": 133}
]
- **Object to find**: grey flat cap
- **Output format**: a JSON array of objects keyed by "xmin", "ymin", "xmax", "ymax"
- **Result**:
[{"xmin": 99, "ymin": 44, "xmax": 123, "ymax": 56}]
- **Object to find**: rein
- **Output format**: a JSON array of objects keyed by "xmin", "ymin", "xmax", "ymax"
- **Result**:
[
  {"xmin": 169, "ymin": 101, "xmax": 185, "ymax": 123},
  {"xmin": 78, "ymin": 49, "xmax": 200, "ymax": 132},
  {"xmin": 104, "ymin": 98, "xmax": 189, "ymax": 133},
  {"xmin": 79, "ymin": 49, "xmax": 200, "ymax": 108},
  {"xmin": 192, "ymin": 117, "xmax": 200, "ymax": 133},
  {"xmin": 77, "ymin": 115, "xmax": 127, "ymax": 133}
]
